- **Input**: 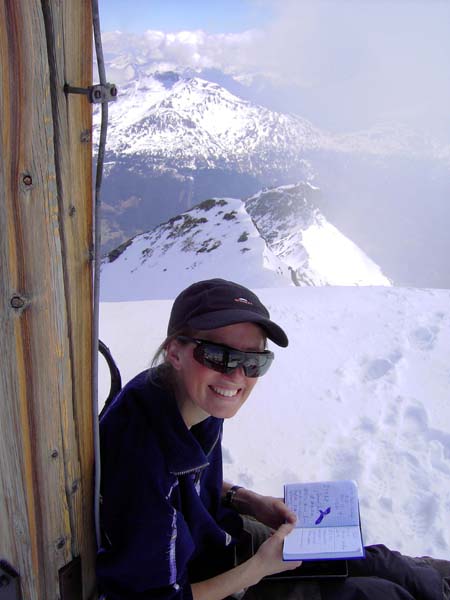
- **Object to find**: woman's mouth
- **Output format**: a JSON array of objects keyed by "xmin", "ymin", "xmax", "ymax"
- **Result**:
[{"xmin": 209, "ymin": 386, "xmax": 240, "ymax": 398}]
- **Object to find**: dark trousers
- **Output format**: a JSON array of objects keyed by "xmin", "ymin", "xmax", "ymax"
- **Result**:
[
  {"xmin": 237, "ymin": 519, "xmax": 450, "ymax": 600},
  {"xmin": 321, "ymin": 544, "xmax": 447, "ymax": 599}
]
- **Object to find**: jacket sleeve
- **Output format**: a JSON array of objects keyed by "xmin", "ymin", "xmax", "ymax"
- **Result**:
[{"xmin": 97, "ymin": 391, "xmax": 195, "ymax": 599}]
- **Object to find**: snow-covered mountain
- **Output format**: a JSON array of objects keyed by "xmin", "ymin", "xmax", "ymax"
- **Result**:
[
  {"xmin": 97, "ymin": 71, "xmax": 319, "ymax": 254},
  {"xmin": 245, "ymin": 184, "xmax": 390, "ymax": 286},
  {"xmin": 96, "ymin": 62, "xmax": 450, "ymax": 288},
  {"xmin": 97, "ymin": 69, "xmax": 449, "ymax": 166},
  {"xmin": 99, "ymin": 72, "xmax": 321, "ymax": 175},
  {"xmin": 100, "ymin": 183, "xmax": 390, "ymax": 301}
]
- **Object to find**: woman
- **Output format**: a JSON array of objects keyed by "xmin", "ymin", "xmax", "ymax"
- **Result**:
[{"xmin": 97, "ymin": 278, "xmax": 449, "ymax": 600}]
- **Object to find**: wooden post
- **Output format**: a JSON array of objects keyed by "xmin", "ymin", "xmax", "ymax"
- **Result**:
[{"xmin": 0, "ymin": 1, "xmax": 96, "ymax": 598}]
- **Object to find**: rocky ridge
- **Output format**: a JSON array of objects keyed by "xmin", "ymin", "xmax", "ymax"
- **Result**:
[{"xmin": 100, "ymin": 183, "xmax": 390, "ymax": 301}]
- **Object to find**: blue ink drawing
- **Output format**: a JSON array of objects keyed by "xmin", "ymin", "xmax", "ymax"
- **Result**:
[{"xmin": 315, "ymin": 506, "xmax": 331, "ymax": 525}]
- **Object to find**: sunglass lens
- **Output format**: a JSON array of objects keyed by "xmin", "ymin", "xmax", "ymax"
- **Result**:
[
  {"xmin": 195, "ymin": 343, "xmax": 228, "ymax": 373},
  {"xmin": 242, "ymin": 355, "xmax": 272, "ymax": 377},
  {"xmin": 193, "ymin": 341, "xmax": 273, "ymax": 378}
]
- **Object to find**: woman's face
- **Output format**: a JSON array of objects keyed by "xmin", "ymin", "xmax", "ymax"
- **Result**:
[{"xmin": 166, "ymin": 322, "xmax": 265, "ymax": 428}]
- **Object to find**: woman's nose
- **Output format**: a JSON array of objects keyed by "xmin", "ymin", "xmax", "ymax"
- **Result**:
[{"xmin": 226, "ymin": 366, "xmax": 246, "ymax": 380}]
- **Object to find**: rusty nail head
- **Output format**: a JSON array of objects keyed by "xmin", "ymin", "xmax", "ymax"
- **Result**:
[
  {"xmin": 80, "ymin": 129, "xmax": 91, "ymax": 143},
  {"xmin": 10, "ymin": 295, "xmax": 25, "ymax": 309},
  {"xmin": 56, "ymin": 538, "xmax": 66, "ymax": 550},
  {"xmin": 51, "ymin": 449, "xmax": 59, "ymax": 459},
  {"xmin": 23, "ymin": 175, "xmax": 33, "ymax": 186}
]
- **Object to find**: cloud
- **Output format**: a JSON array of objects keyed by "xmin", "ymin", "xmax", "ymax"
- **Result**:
[
  {"xmin": 252, "ymin": 0, "xmax": 450, "ymax": 133},
  {"xmin": 102, "ymin": 1, "xmax": 450, "ymax": 134},
  {"xmin": 102, "ymin": 29, "xmax": 264, "ymax": 75}
]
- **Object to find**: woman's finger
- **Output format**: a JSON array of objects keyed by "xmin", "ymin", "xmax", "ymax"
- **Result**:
[{"xmin": 273, "ymin": 521, "xmax": 296, "ymax": 540}]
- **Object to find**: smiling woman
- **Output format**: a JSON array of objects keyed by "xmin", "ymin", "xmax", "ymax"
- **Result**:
[
  {"xmin": 97, "ymin": 279, "xmax": 450, "ymax": 600},
  {"xmin": 166, "ymin": 324, "xmax": 265, "ymax": 425}
]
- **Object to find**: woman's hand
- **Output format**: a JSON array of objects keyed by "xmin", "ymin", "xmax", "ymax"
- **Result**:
[
  {"xmin": 249, "ymin": 492, "xmax": 297, "ymax": 529},
  {"xmin": 253, "ymin": 522, "xmax": 302, "ymax": 577},
  {"xmin": 192, "ymin": 522, "xmax": 302, "ymax": 600},
  {"xmin": 231, "ymin": 487, "xmax": 297, "ymax": 529}
]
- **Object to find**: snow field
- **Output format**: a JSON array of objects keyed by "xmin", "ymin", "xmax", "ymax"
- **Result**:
[{"xmin": 99, "ymin": 286, "xmax": 450, "ymax": 559}]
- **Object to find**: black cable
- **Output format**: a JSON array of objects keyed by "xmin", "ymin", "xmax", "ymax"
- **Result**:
[
  {"xmin": 98, "ymin": 340, "xmax": 122, "ymax": 420},
  {"xmin": 91, "ymin": 0, "xmax": 109, "ymax": 549}
]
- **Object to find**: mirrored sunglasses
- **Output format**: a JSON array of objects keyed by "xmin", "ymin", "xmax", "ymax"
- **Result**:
[{"xmin": 177, "ymin": 336, "xmax": 274, "ymax": 378}]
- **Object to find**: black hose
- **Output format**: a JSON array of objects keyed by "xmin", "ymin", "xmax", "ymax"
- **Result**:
[
  {"xmin": 98, "ymin": 340, "xmax": 122, "ymax": 420},
  {"xmin": 91, "ymin": 0, "xmax": 109, "ymax": 549}
]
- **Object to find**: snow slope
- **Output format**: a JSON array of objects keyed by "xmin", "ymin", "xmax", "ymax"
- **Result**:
[
  {"xmin": 100, "ymin": 185, "xmax": 390, "ymax": 301},
  {"xmin": 99, "ymin": 286, "xmax": 450, "ymax": 560},
  {"xmin": 245, "ymin": 184, "xmax": 390, "ymax": 287},
  {"xmin": 100, "ymin": 197, "xmax": 290, "ymax": 300}
]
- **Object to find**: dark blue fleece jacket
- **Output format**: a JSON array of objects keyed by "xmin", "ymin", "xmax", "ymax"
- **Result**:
[{"xmin": 97, "ymin": 369, "xmax": 243, "ymax": 600}]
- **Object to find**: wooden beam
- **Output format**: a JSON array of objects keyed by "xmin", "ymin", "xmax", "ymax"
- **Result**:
[{"xmin": 0, "ymin": 1, "xmax": 95, "ymax": 598}]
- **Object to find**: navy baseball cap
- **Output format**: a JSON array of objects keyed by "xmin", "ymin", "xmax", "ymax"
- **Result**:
[{"xmin": 168, "ymin": 278, "xmax": 288, "ymax": 347}]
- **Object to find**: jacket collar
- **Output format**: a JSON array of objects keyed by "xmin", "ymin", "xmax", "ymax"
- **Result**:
[{"xmin": 139, "ymin": 369, "xmax": 223, "ymax": 476}]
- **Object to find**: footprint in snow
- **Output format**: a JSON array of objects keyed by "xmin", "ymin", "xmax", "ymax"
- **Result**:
[
  {"xmin": 365, "ymin": 358, "xmax": 395, "ymax": 381},
  {"xmin": 409, "ymin": 326, "xmax": 439, "ymax": 351}
]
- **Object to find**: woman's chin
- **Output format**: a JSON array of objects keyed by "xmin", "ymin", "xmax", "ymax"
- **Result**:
[{"xmin": 206, "ymin": 396, "xmax": 244, "ymax": 419}]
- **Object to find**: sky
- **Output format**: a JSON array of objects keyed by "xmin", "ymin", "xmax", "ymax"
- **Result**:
[
  {"xmin": 99, "ymin": 286, "xmax": 450, "ymax": 561},
  {"xmin": 98, "ymin": 0, "xmax": 450, "ymax": 135},
  {"xmin": 99, "ymin": 0, "xmax": 274, "ymax": 33}
]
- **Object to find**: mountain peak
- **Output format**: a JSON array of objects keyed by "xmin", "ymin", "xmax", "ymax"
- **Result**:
[
  {"xmin": 100, "ymin": 184, "xmax": 390, "ymax": 301},
  {"xmin": 97, "ymin": 71, "xmax": 321, "ymax": 175}
]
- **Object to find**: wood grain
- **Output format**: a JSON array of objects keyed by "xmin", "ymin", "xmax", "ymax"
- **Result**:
[{"xmin": 0, "ymin": 1, "xmax": 95, "ymax": 598}]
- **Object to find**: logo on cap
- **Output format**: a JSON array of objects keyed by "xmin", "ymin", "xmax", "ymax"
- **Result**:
[{"xmin": 234, "ymin": 297, "xmax": 253, "ymax": 305}]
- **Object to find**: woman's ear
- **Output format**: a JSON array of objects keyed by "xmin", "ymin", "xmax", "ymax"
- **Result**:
[{"xmin": 165, "ymin": 339, "xmax": 183, "ymax": 370}]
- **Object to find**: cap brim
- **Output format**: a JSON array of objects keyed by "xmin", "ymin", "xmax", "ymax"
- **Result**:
[{"xmin": 188, "ymin": 309, "xmax": 289, "ymax": 347}]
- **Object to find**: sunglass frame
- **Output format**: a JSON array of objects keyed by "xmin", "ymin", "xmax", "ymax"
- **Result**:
[{"xmin": 177, "ymin": 336, "xmax": 274, "ymax": 378}]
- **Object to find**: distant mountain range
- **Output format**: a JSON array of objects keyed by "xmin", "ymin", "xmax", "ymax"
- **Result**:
[
  {"xmin": 101, "ymin": 73, "xmax": 322, "ymax": 171},
  {"xmin": 99, "ymin": 70, "xmax": 449, "ymax": 165},
  {"xmin": 96, "ymin": 62, "xmax": 450, "ymax": 288},
  {"xmin": 100, "ymin": 184, "xmax": 390, "ymax": 301}
]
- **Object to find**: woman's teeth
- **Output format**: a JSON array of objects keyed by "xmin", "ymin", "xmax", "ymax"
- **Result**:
[{"xmin": 210, "ymin": 386, "xmax": 238, "ymax": 398}]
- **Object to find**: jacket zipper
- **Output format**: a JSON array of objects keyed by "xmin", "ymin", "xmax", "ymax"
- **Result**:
[
  {"xmin": 171, "ymin": 427, "xmax": 222, "ymax": 477},
  {"xmin": 172, "ymin": 463, "xmax": 209, "ymax": 477}
]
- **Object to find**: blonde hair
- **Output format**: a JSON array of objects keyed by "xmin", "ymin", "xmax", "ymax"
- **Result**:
[{"xmin": 149, "ymin": 327, "xmax": 196, "ymax": 389}]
